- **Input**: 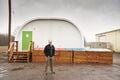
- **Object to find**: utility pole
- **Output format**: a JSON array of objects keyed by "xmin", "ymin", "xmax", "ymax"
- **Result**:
[{"xmin": 8, "ymin": 0, "xmax": 11, "ymax": 49}]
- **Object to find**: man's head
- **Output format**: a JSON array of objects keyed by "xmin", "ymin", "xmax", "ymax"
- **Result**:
[{"xmin": 48, "ymin": 40, "xmax": 52, "ymax": 45}]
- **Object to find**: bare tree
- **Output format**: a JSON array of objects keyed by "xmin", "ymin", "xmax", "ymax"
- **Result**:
[{"xmin": 0, "ymin": 34, "xmax": 14, "ymax": 46}]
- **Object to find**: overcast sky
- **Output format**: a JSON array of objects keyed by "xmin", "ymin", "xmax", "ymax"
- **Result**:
[{"xmin": 0, "ymin": 0, "xmax": 120, "ymax": 41}]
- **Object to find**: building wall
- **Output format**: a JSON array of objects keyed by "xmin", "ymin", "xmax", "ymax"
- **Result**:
[
  {"xmin": 96, "ymin": 29, "xmax": 120, "ymax": 52},
  {"xmin": 16, "ymin": 19, "xmax": 84, "ymax": 50},
  {"xmin": 85, "ymin": 42, "xmax": 111, "ymax": 49}
]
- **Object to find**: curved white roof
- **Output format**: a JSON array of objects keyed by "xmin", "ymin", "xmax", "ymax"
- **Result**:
[{"xmin": 16, "ymin": 19, "xmax": 84, "ymax": 50}]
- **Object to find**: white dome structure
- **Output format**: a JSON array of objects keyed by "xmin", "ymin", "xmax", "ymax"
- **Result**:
[{"xmin": 16, "ymin": 19, "xmax": 84, "ymax": 50}]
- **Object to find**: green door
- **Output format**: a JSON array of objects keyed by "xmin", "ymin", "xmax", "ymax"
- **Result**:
[{"xmin": 22, "ymin": 31, "xmax": 32, "ymax": 50}]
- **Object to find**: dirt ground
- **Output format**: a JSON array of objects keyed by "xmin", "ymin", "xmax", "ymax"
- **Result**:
[
  {"xmin": 0, "ymin": 51, "xmax": 120, "ymax": 80},
  {"xmin": 0, "ymin": 46, "xmax": 7, "ymax": 53}
]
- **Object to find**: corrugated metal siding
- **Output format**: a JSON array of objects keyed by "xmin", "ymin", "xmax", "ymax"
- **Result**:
[{"xmin": 96, "ymin": 29, "xmax": 120, "ymax": 52}]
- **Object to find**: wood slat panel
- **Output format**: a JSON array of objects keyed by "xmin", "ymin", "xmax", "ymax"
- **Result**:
[{"xmin": 32, "ymin": 50, "xmax": 113, "ymax": 64}]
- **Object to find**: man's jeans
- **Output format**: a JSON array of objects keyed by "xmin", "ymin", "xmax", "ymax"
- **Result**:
[{"xmin": 45, "ymin": 56, "xmax": 54, "ymax": 72}]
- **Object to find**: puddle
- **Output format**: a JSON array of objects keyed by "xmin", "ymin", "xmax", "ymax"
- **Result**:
[
  {"xmin": 1, "ymin": 70, "xmax": 7, "ymax": 73},
  {"xmin": 0, "ymin": 74, "xmax": 4, "ymax": 78},
  {"xmin": 0, "ymin": 67, "xmax": 8, "ymax": 73},
  {"xmin": 0, "ymin": 68, "xmax": 4, "ymax": 70},
  {"xmin": 0, "ymin": 68, "xmax": 7, "ymax": 78},
  {"xmin": 11, "ymin": 67, "xmax": 24, "ymax": 71}
]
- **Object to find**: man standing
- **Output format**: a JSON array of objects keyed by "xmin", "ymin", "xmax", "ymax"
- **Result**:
[{"xmin": 44, "ymin": 40, "xmax": 55, "ymax": 74}]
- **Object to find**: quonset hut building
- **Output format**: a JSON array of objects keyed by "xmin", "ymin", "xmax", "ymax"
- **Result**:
[
  {"xmin": 15, "ymin": 19, "xmax": 84, "ymax": 50},
  {"xmin": 8, "ymin": 18, "xmax": 112, "ymax": 64}
]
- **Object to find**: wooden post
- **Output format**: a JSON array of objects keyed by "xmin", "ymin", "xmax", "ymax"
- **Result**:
[{"xmin": 72, "ymin": 50, "xmax": 74, "ymax": 64}]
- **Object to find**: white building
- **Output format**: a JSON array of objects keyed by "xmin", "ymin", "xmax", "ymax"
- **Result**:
[
  {"xmin": 15, "ymin": 19, "xmax": 84, "ymax": 51},
  {"xmin": 96, "ymin": 29, "xmax": 120, "ymax": 52}
]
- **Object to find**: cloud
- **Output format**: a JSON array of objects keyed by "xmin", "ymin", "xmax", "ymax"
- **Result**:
[{"xmin": 0, "ymin": 0, "xmax": 120, "ymax": 41}]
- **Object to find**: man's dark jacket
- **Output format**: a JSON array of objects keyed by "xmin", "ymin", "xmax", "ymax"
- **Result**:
[{"xmin": 44, "ymin": 44, "xmax": 55, "ymax": 57}]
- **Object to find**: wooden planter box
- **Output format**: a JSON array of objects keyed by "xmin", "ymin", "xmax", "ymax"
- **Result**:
[
  {"xmin": 32, "ymin": 50, "xmax": 46, "ymax": 63},
  {"xmin": 55, "ymin": 50, "xmax": 72, "ymax": 64},
  {"xmin": 74, "ymin": 51, "xmax": 87, "ymax": 63},
  {"xmin": 85, "ymin": 51, "xmax": 113, "ymax": 64},
  {"xmin": 32, "ymin": 50, "xmax": 113, "ymax": 64},
  {"xmin": 98, "ymin": 52, "xmax": 113, "ymax": 64}
]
